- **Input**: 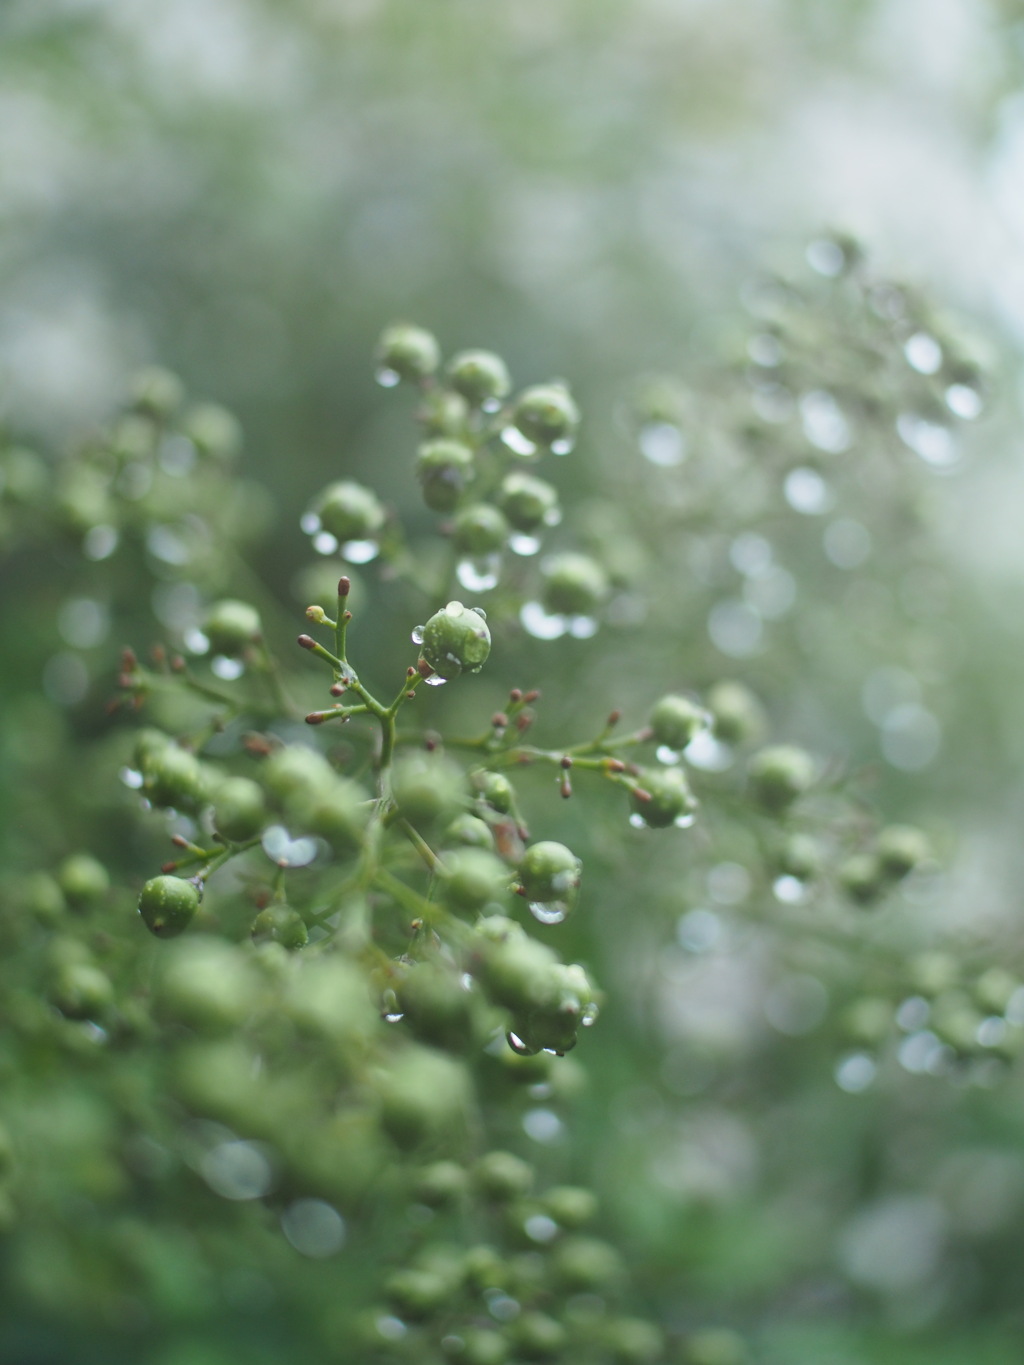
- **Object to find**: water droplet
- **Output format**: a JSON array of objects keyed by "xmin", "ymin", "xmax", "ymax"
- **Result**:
[
  {"xmin": 424, "ymin": 674, "xmax": 447, "ymax": 687},
  {"xmin": 945, "ymin": 383, "xmax": 982, "ymax": 420},
  {"xmin": 313, "ymin": 531, "xmax": 338, "ymax": 555},
  {"xmin": 376, "ymin": 1315, "xmax": 407, "ymax": 1341},
  {"xmin": 806, "ymin": 238, "xmax": 846, "ymax": 276},
  {"xmin": 582, "ymin": 1002, "xmax": 599, "ymax": 1027},
  {"xmin": 507, "ymin": 1031, "xmax": 537, "ymax": 1056},
  {"xmin": 551, "ymin": 436, "xmax": 574, "ymax": 456},
  {"xmin": 481, "ymin": 396, "xmax": 501, "ymax": 414},
  {"xmin": 411, "ymin": 625, "xmax": 425, "ymax": 645},
  {"xmin": 904, "ymin": 332, "xmax": 942, "ymax": 375},
  {"xmin": 456, "ymin": 555, "xmax": 500, "ymax": 592},
  {"xmin": 261, "ymin": 825, "xmax": 318, "ymax": 868},
  {"xmin": 509, "ymin": 532, "xmax": 541, "ymax": 557},
  {"xmin": 784, "ymin": 466, "xmax": 833, "ymax": 515},
  {"xmin": 119, "ymin": 766, "xmax": 144, "ymax": 789},
  {"xmin": 567, "ymin": 615, "xmax": 598, "ymax": 639},
  {"xmin": 147, "ymin": 525, "xmax": 190, "ymax": 565},
  {"xmin": 83, "ymin": 524, "xmax": 119, "ymax": 561},
  {"xmin": 628, "ymin": 812, "xmax": 647, "ymax": 829},
  {"xmin": 543, "ymin": 507, "xmax": 562, "ymax": 528},
  {"xmin": 281, "ymin": 1198, "xmax": 346, "ymax": 1258},
  {"xmin": 375, "ymin": 366, "xmax": 400, "ymax": 388},
  {"xmin": 800, "ymin": 390, "xmax": 851, "ymax": 453},
  {"xmin": 835, "ymin": 1052, "xmax": 876, "ymax": 1093},
  {"xmin": 656, "ymin": 745, "xmax": 681, "ymax": 765},
  {"xmin": 673, "ymin": 812, "xmax": 697, "ymax": 829},
  {"xmin": 520, "ymin": 601, "xmax": 566, "ymax": 640},
  {"xmin": 529, "ymin": 901, "xmax": 569, "ymax": 926},
  {"xmin": 896, "ymin": 413, "xmax": 957, "ymax": 468},
  {"xmin": 639, "ymin": 421, "xmax": 686, "ymax": 467},
  {"xmin": 200, "ymin": 1140, "xmax": 274, "ymax": 1201},
  {"xmin": 300, "ymin": 512, "xmax": 321, "ymax": 535},
  {"xmin": 501, "ymin": 426, "xmax": 537, "ymax": 457},
  {"xmin": 683, "ymin": 731, "xmax": 734, "ymax": 772},
  {"xmin": 185, "ymin": 628, "xmax": 210, "ymax": 654},
  {"xmin": 211, "ymin": 656, "xmax": 245, "ymax": 681},
  {"xmin": 470, "ymin": 606, "xmax": 487, "ymax": 620},
  {"xmin": 342, "ymin": 539, "xmax": 378, "ymax": 564},
  {"xmin": 748, "ymin": 334, "xmax": 783, "ymax": 367},
  {"xmin": 445, "ymin": 600, "xmax": 464, "ymax": 616},
  {"xmin": 524, "ymin": 1213, "xmax": 559, "ymax": 1243},
  {"xmin": 773, "ymin": 874, "xmax": 808, "ymax": 904},
  {"xmin": 384, "ymin": 1011, "xmax": 405, "ymax": 1024}
]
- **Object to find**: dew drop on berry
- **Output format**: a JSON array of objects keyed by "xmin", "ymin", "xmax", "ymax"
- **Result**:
[
  {"xmin": 456, "ymin": 555, "xmax": 500, "ymax": 591},
  {"xmin": 375, "ymin": 366, "xmax": 400, "ymax": 388},
  {"xmin": 509, "ymin": 532, "xmax": 541, "ymax": 557},
  {"xmin": 211, "ymin": 656, "xmax": 245, "ymax": 681},
  {"xmin": 411, "ymin": 625, "xmax": 425, "ymax": 645},
  {"xmin": 341, "ymin": 539, "xmax": 378, "ymax": 564},
  {"xmin": 313, "ymin": 531, "xmax": 338, "ymax": 555},
  {"xmin": 501, "ymin": 426, "xmax": 537, "ymax": 457},
  {"xmin": 300, "ymin": 512, "xmax": 321, "ymax": 535}
]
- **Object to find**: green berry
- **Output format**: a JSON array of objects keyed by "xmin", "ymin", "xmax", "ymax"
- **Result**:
[
  {"xmin": 747, "ymin": 745, "xmax": 815, "ymax": 811},
  {"xmin": 138, "ymin": 875, "xmax": 201, "ymax": 939},
  {"xmin": 544, "ymin": 1185, "xmax": 598, "ymax": 1228},
  {"xmin": 378, "ymin": 1046, "xmax": 470, "ymax": 1149},
  {"xmin": 415, "ymin": 1160, "xmax": 468, "ymax": 1208},
  {"xmin": 182, "ymin": 402, "xmax": 242, "ymax": 459},
  {"xmin": 514, "ymin": 1311, "xmax": 566, "ymax": 1358},
  {"xmin": 512, "ymin": 384, "xmax": 579, "ymax": 450},
  {"xmin": 313, "ymin": 481, "xmax": 384, "ymax": 543},
  {"xmin": 451, "ymin": 1327, "xmax": 510, "ymax": 1365},
  {"xmin": 875, "ymin": 825, "xmax": 931, "ymax": 879},
  {"xmin": 513, "ymin": 962, "xmax": 594, "ymax": 1055},
  {"xmin": 416, "ymin": 439, "xmax": 475, "ymax": 513},
  {"xmin": 604, "ymin": 1318, "xmax": 664, "ymax": 1364},
  {"xmin": 156, "ymin": 938, "xmax": 258, "ymax": 1031},
  {"xmin": 288, "ymin": 775, "xmax": 369, "ymax": 851},
  {"xmin": 419, "ymin": 601, "xmax": 491, "ymax": 680},
  {"xmin": 252, "ymin": 905, "xmax": 308, "ymax": 950},
  {"xmin": 706, "ymin": 680, "xmax": 765, "ymax": 745},
  {"xmin": 517, "ymin": 842, "xmax": 580, "ymax": 903},
  {"xmin": 212, "ymin": 776, "xmax": 267, "ymax": 842},
  {"xmin": 649, "ymin": 694, "xmax": 707, "ymax": 752},
  {"xmin": 541, "ymin": 553, "xmax": 607, "ymax": 617},
  {"xmin": 775, "ymin": 832, "xmax": 823, "ymax": 880},
  {"xmin": 442, "ymin": 850, "xmax": 509, "ymax": 912},
  {"xmin": 141, "ymin": 743, "xmax": 211, "ymax": 813},
  {"xmin": 470, "ymin": 918, "xmax": 560, "ymax": 1014},
  {"xmin": 446, "ymin": 350, "xmax": 511, "ymax": 408},
  {"xmin": 497, "ymin": 472, "xmax": 560, "ymax": 533},
  {"xmin": 397, "ymin": 962, "xmax": 475, "ymax": 1050},
  {"xmin": 50, "ymin": 963, "xmax": 113, "ymax": 1020},
  {"xmin": 130, "ymin": 366, "xmax": 184, "ymax": 419},
  {"xmin": 909, "ymin": 951, "xmax": 959, "ymax": 997},
  {"xmin": 56, "ymin": 854, "xmax": 109, "ymax": 907},
  {"xmin": 392, "ymin": 751, "xmax": 466, "ymax": 823},
  {"xmin": 473, "ymin": 770, "xmax": 514, "ymax": 814},
  {"xmin": 263, "ymin": 745, "xmax": 335, "ymax": 803},
  {"xmin": 631, "ymin": 767, "xmax": 696, "ymax": 828},
  {"xmin": 376, "ymin": 323, "xmax": 441, "ymax": 382},
  {"xmin": 552, "ymin": 1235, "xmax": 622, "ymax": 1290},
  {"xmin": 841, "ymin": 996, "xmax": 892, "ymax": 1046},
  {"xmin": 385, "ymin": 1267, "xmax": 454, "ymax": 1319},
  {"xmin": 838, "ymin": 852, "xmax": 884, "ymax": 906},
  {"xmin": 974, "ymin": 968, "xmax": 1018, "ymax": 1015},
  {"xmin": 23, "ymin": 872, "xmax": 66, "ymax": 924},
  {"xmin": 475, "ymin": 1150, "xmax": 534, "ymax": 1200},
  {"xmin": 202, "ymin": 599, "xmax": 261, "ymax": 656},
  {"xmin": 419, "ymin": 388, "xmax": 470, "ymax": 438},
  {"xmin": 452, "ymin": 504, "xmax": 508, "ymax": 556},
  {"xmin": 446, "ymin": 813, "xmax": 496, "ymax": 851}
]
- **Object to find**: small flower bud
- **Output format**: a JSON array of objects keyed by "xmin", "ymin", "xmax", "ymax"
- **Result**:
[
  {"xmin": 312, "ymin": 481, "xmax": 384, "ymax": 543},
  {"xmin": 378, "ymin": 1046, "xmax": 469, "ymax": 1149},
  {"xmin": 416, "ymin": 439, "xmax": 475, "ymax": 513},
  {"xmin": 541, "ymin": 552, "xmax": 608, "ymax": 618},
  {"xmin": 649, "ymin": 694, "xmax": 708, "ymax": 752},
  {"xmin": 446, "ymin": 349, "xmax": 512, "ymax": 407},
  {"xmin": 512, "ymin": 383, "xmax": 580, "ymax": 449},
  {"xmin": 747, "ymin": 745, "xmax": 816, "ymax": 812},
  {"xmin": 452, "ymin": 504, "xmax": 509, "ymax": 556},
  {"xmin": 376, "ymin": 323, "xmax": 440, "ymax": 382},
  {"xmin": 202, "ymin": 599, "xmax": 261, "ymax": 657},
  {"xmin": 50, "ymin": 962, "xmax": 113, "ymax": 1019},
  {"xmin": 138, "ymin": 875, "xmax": 201, "ymax": 939},
  {"xmin": 419, "ymin": 601, "xmax": 491, "ymax": 680}
]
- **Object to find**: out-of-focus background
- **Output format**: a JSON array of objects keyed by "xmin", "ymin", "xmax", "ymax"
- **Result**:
[{"xmin": 6, "ymin": 1, "xmax": 1024, "ymax": 1361}]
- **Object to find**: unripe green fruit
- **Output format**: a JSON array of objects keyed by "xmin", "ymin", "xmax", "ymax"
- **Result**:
[
  {"xmin": 133, "ymin": 727, "xmax": 171, "ymax": 771},
  {"xmin": 385, "ymin": 1267, "xmax": 454, "ymax": 1319},
  {"xmin": 841, "ymin": 996, "xmax": 892, "ymax": 1046},
  {"xmin": 517, "ymin": 842, "xmax": 580, "ymax": 903},
  {"xmin": 288, "ymin": 775, "xmax": 369, "ymax": 851},
  {"xmin": 473, "ymin": 770, "xmax": 514, "ymax": 814},
  {"xmin": 649, "ymin": 694, "xmax": 707, "ymax": 752},
  {"xmin": 838, "ymin": 853, "xmax": 884, "ymax": 906},
  {"xmin": 514, "ymin": 1311, "xmax": 567, "ymax": 1358},
  {"xmin": 212, "ymin": 776, "xmax": 267, "ymax": 841},
  {"xmin": 378, "ymin": 1046, "xmax": 469, "ymax": 1149},
  {"xmin": 686, "ymin": 1328, "xmax": 748, "ymax": 1365},
  {"xmin": 604, "ymin": 1317, "xmax": 664, "ymax": 1364},
  {"xmin": 544, "ymin": 1185, "xmax": 598, "ymax": 1228},
  {"xmin": 286, "ymin": 957, "xmax": 375, "ymax": 1042},
  {"xmin": 419, "ymin": 387, "xmax": 470, "ymax": 438},
  {"xmin": 552, "ymin": 1235, "xmax": 622, "ymax": 1290},
  {"xmin": 452, "ymin": 504, "xmax": 508, "ymax": 556},
  {"xmin": 141, "ymin": 743, "xmax": 211, "ymax": 813},
  {"xmin": 706, "ymin": 680, "xmax": 765, "ymax": 745},
  {"xmin": 397, "ymin": 962, "xmax": 475, "ymax": 1049},
  {"xmin": 376, "ymin": 323, "xmax": 441, "ymax": 382},
  {"xmin": 415, "ymin": 1160, "xmax": 468, "ymax": 1207},
  {"xmin": 931, "ymin": 993, "xmax": 983, "ymax": 1052},
  {"xmin": 442, "ymin": 850, "xmax": 509, "ymax": 912},
  {"xmin": 416, "ymin": 439, "xmax": 475, "ymax": 513},
  {"xmin": 252, "ymin": 904, "xmax": 308, "ymax": 950},
  {"xmin": 57, "ymin": 854, "xmax": 109, "ymax": 907},
  {"xmin": 451, "ymin": 1327, "xmax": 510, "ymax": 1365},
  {"xmin": 50, "ymin": 963, "xmax": 113, "ymax": 1020},
  {"xmin": 392, "ymin": 751, "xmax": 466, "ymax": 824},
  {"xmin": 419, "ymin": 601, "xmax": 491, "ymax": 680},
  {"xmin": 909, "ymin": 951, "xmax": 959, "ymax": 997},
  {"xmin": 263, "ymin": 745, "xmax": 335, "ymax": 803},
  {"xmin": 497, "ymin": 472, "xmax": 559, "ymax": 533},
  {"xmin": 512, "ymin": 384, "xmax": 579, "ymax": 449},
  {"xmin": 631, "ymin": 767, "xmax": 696, "ymax": 828},
  {"xmin": 138, "ymin": 875, "xmax": 200, "ymax": 939},
  {"xmin": 875, "ymin": 824, "xmax": 931, "ymax": 879},
  {"xmin": 776, "ymin": 832, "xmax": 823, "ymax": 880},
  {"xmin": 313, "ymin": 481, "xmax": 384, "ymax": 543},
  {"xmin": 446, "ymin": 814, "xmax": 496, "ymax": 851},
  {"xmin": 446, "ymin": 349, "xmax": 511, "ymax": 407},
  {"xmin": 475, "ymin": 1150, "xmax": 534, "ymax": 1200},
  {"xmin": 470, "ymin": 920, "xmax": 560, "ymax": 1014},
  {"xmin": 202, "ymin": 599, "xmax": 261, "ymax": 656},
  {"xmin": 156, "ymin": 938, "xmax": 258, "ymax": 1030},
  {"xmin": 974, "ymin": 967, "xmax": 1019, "ymax": 1015},
  {"xmin": 541, "ymin": 553, "xmax": 608, "ymax": 618},
  {"xmin": 747, "ymin": 745, "xmax": 815, "ymax": 811},
  {"xmin": 182, "ymin": 402, "xmax": 242, "ymax": 459},
  {"xmin": 514, "ymin": 962, "xmax": 594, "ymax": 1055},
  {"xmin": 462, "ymin": 1243, "xmax": 506, "ymax": 1291},
  {"xmin": 23, "ymin": 872, "xmax": 66, "ymax": 924},
  {"xmin": 130, "ymin": 365, "xmax": 184, "ymax": 419}
]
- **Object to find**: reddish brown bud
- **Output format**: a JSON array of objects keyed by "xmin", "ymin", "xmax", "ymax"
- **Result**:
[
  {"xmin": 560, "ymin": 773, "xmax": 573, "ymax": 799},
  {"xmin": 120, "ymin": 647, "xmax": 137, "ymax": 671},
  {"xmin": 342, "ymin": 610, "xmax": 353, "ymax": 623},
  {"xmin": 338, "ymin": 576, "xmax": 351, "ymax": 598},
  {"xmin": 297, "ymin": 634, "xmax": 316, "ymax": 650},
  {"xmin": 633, "ymin": 787, "xmax": 653, "ymax": 804},
  {"xmin": 516, "ymin": 712, "xmax": 534, "ymax": 733},
  {"xmin": 160, "ymin": 861, "xmax": 178, "ymax": 874},
  {"xmin": 491, "ymin": 712, "xmax": 508, "ymax": 730},
  {"xmin": 330, "ymin": 682, "xmax": 345, "ymax": 697},
  {"xmin": 560, "ymin": 755, "xmax": 573, "ymax": 769},
  {"xmin": 524, "ymin": 689, "xmax": 541, "ymax": 704},
  {"xmin": 509, "ymin": 688, "xmax": 523, "ymax": 703},
  {"xmin": 171, "ymin": 835, "xmax": 189, "ymax": 849},
  {"xmin": 151, "ymin": 644, "xmax": 166, "ymax": 665},
  {"xmin": 305, "ymin": 712, "xmax": 326, "ymax": 725},
  {"xmin": 606, "ymin": 758, "xmax": 626, "ymax": 773},
  {"xmin": 170, "ymin": 655, "xmax": 185, "ymax": 672},
  {"xmin": 417, "ymin": 658, "xmax": 435, "ymax": 679},
  {"xmin": 117, "ymin": 673, "xmax": 134, "ymax": 690},
  {"xmin": 607, "ymin": 709, "xmax": 622, "ymax": 727},
  {"xmin": 406, "ymin": 690, "xmax": 416, "ymax": 699}
]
